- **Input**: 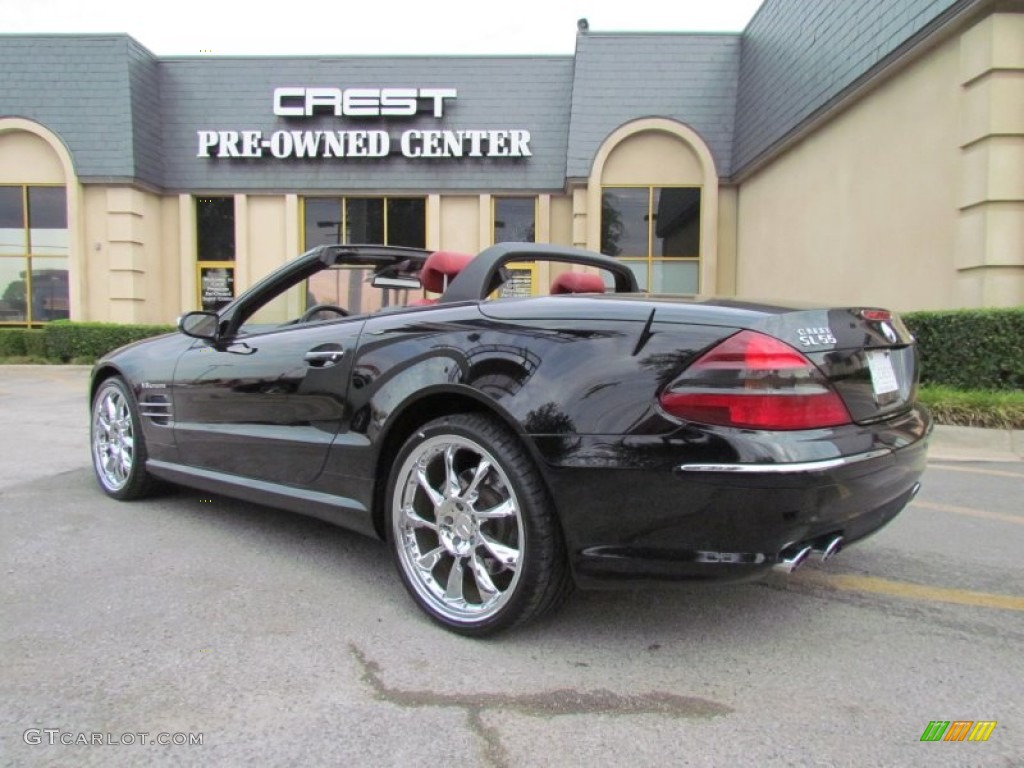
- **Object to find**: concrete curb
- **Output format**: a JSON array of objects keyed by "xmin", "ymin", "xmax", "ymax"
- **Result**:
[{"xmin": 927, "ymin": 424, "xmax": 1024, "ymax": 463}]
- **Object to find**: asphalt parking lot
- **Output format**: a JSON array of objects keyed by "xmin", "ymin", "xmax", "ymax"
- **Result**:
[{"xmin": 1, "ymin": 366, "xmax": 1022, "ymax": 767}]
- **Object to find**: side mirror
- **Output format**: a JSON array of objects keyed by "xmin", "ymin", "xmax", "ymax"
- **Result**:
[{"xmin": 178, "ymin": 311, "xmax": 220, "ymax": 340}]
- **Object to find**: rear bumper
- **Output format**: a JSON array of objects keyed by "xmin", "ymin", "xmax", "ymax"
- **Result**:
[{"xmin": 532, "ymin": 406, "xmax": 932, "ymax": 588}]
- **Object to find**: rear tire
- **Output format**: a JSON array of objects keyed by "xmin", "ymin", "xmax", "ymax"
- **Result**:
[
  {"xmin": 90, "ymin": 377, "xmax": 154, "ymax": 500},
  {"xmin": 387, "ymin": 413, "xmax": 572, "ymax": 636}
]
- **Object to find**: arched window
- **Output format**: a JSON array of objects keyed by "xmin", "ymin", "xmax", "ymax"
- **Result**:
[
  {"xmin": 0, "ymin": 184, "xmax": 69, "ymax": 324},
  {"xmin": 589, "ymin": 119, "xmax": 719, "ymax": 296}
]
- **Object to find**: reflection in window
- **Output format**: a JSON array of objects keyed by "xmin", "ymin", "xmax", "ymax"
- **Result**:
[
  {"xmin": 493, "ymin": 198, "xmax": 535, "ymax": 243},
  {"xmin": 387, "ymin": 198, "xmax": 426, "ymax": 248},
  {"xmin": 0, "ymin": 185, "xmax": 69, "ymax": 324},
  {"xmin": 196, "ymin": 197, "xmax": 235, "ymax": 262},
  {"xmin": 195, "ymin": 196, "xmax": 235, "ymax": 311},
  {"xmin": 302, "ymin": 197, "xmax": 426, "ymax": 312},
  {"xmin": 303, "ymin": 197, "xmax": 426, "ymax": 250},
  {"xmin": 601, "ymin": 186, "xmax": 701, "ymax": 294}
]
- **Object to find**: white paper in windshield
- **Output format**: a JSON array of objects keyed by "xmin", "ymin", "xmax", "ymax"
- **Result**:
[{"xmin": 867, "ymin": 350, "xmax": 900, "ymax": 395}]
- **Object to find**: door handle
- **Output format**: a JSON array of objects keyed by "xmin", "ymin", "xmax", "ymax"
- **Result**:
[{"xmin": 304, "ymin": 349, "xmax": 345, "ymax": 367}]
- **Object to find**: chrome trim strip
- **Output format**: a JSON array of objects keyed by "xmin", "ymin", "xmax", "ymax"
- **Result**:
[{"xmin": 677, "ymin": 448, "xmax": 892, "ymax": 474}]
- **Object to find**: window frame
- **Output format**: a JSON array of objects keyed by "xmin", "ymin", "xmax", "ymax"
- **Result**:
[
  {"xmin": 492, "ymin": 196, "xmax": 537, "ymax": 245},
  {"xmin": 0, "ymin": 183, "xmax": 69, "ymax": 326},
  {"xmin": 194, "ymin": 196, "xmax": 237, "ymax": 311},
  {"xmin": 600, "ymin": 184, "xmax": 702, "ymax": 294},
  {"xmin": 301, "ymin": 196, "xmax": 427, "ymax": 251},
  {"xmin": 301, "ymin": 196, "xmax": 427, "ymax": 309}
]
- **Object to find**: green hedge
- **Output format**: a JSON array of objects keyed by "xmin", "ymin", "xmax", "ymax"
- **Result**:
[
  {"xmin": 42, "ymin": 321, "xmax": 176, "ymax": 363},
  {"xmin": 903, "ymin": 308, "xmax": 1024, "ymax": 392},
  {"xmin": 0, "ymin": 329, "xmax": 47, "ymax": 358}
]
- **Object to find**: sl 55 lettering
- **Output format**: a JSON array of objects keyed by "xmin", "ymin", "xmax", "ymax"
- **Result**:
[{"xmin": 796, "ymin": 327, "xmax": 836, "ymax": 347}]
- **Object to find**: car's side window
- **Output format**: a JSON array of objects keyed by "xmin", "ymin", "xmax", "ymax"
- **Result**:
[
  {"xmin": 241, "ymin": 282, "xmax": 307, "ymax": 333},
  {"xmin": 234, "ymin": 262, "xmax": 422, "ymax": 336}
]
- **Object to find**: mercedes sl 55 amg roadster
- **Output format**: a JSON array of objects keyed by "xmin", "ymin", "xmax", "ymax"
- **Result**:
[{"xmin": 90, "ymin": 243, "xmax": 931, "ymax": 635}]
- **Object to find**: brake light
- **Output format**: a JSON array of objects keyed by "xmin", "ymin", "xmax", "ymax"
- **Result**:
[{"xmin": 659, "ymin": 330, "xmax": 852, "ymax": 430}]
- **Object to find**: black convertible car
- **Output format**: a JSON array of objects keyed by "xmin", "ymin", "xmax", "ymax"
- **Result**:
[{"xmin": 90, "ymin": 243, "xmax": 931, "ymax": 635}]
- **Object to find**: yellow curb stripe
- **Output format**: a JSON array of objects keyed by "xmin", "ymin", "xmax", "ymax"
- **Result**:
[
  {"xmin": 797, "ymin": 571, "xmax": 1024, "ymax": 611},
  {"xmin": 928, "ymin": 464, "xmax": 1024, "ymax": 479},
  {"xmin": 910, "ymin": 499, "xmax": 1024, "ymax": 526}
]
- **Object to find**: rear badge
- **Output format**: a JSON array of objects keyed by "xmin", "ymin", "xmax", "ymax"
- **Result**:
[{"xmin": 796, "ymin": 327, "xmax": 836, "ymax": 346}]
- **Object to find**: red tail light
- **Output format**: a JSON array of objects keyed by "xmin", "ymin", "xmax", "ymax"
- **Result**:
[{"xmin": 659, "ymin": 330, "xmax": 852, "ymax": 430}]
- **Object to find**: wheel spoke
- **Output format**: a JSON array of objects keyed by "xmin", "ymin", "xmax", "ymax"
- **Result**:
[
  {"xmin": 445, "ymin": 556, "xmax": 465, "ymax": 602},
  {"xmin": 416, "ymin": 466, "xmax": 444, "ymax": 508},
  {"xmin": 463, "ymin": 458, "xmax": 492, "ymax": 500},
  {"xmin": 469, "ymin": 553, "xmax": 499, "ymax": 602},
  {"xmin": 479, "ymin": 532, "xmax": 519, "ymax": 570},
  {"xmin": 443, "ymin": 445, "xmax": 460, "ymax": 497},
  {"xmin": 475, "ymin": 498, "xmax": 516, "ymax": 520},
  {"xmin": 416, "ymin": 546, "xmax": 445, "ymax": 572},
  {"xmin": 403, "ymin": 505, "xmax": 437, "ymax": 531}
]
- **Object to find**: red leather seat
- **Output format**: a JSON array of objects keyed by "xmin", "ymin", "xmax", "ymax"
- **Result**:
[
  {"xmin": 551, "ymin": 271, "xmax": 606, "ymax": 295},
  {"xmin": 418, "ymin": 250, "xmax": 474, "ymax": 301}
]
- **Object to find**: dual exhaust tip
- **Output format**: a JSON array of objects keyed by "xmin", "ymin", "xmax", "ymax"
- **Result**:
[{"xmin": 774, "ymin": 535, "xmax": 844, "ymax": 574}]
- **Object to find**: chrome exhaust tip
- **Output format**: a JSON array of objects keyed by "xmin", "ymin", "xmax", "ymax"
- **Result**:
[
  {"xmin": 909, "ymin": 482, "xmax": 921, "ymax": 499},
  {"xmin": 816, "ymin": 535, "xmax": 844, "ymax": 562},
  {"xmin": 774, "ymin": 545, "xmax": 813, "ymax": 574}
]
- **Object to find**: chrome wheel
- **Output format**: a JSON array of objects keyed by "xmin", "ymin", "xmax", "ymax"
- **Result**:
[
  {"xmin": 392, "ymin": 433, "xmax": 525, "ymax": 624},
  {"xmin": 90, "ymin": 377, "xmax": 153, "ymax": 500}
]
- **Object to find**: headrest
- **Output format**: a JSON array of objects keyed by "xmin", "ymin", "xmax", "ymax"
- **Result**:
[
  {"xmin": 420, "ymin": 250, "xmax": 474, "ymax": 294},
  {"xmin": 551, "ymin": 271, "xmax": 606, "ymax": 295}
]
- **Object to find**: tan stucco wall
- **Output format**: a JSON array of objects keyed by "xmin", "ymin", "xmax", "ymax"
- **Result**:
[
  {"xmin": 81, "ymin": 186, "xmax": 176, "ymax": 324},
  {"xmin": 955, "ymin": 12, "xmax": 1024, "ymax": 307},
  {"xmin": 735, "ymin": 14, "xmax": 1023, "ymax": 311},
  {"xmin": 737, "ymin": 34, "xmax": 961, "ymax": 310},
  {"xmin": 439, "ymin": 196, "xmax": 480, "ymax": 255},
  {"xmin": 0, "ymin": 131, "xmax": 65, "ymax": 184},
  {"xmin": 549, "ymin": 195, "xmax": 573, "ymax": 246},
  {"xmin": 243, "ymin": 195, "xmax": 291, "ymax": 293},
  {"xmin": 716, "ymin": 186, "xmax": 738, "ymax": 296}
]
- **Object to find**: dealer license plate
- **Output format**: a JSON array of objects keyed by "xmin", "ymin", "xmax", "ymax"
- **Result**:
[{"xmin": 866, "ymin": 349, "xmax": 900, "ymax": 395}]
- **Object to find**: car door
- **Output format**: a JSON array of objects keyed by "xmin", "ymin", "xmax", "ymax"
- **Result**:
[{"xmin": 172, "ymin": 317, "xmax": 363, "ymax": 485}]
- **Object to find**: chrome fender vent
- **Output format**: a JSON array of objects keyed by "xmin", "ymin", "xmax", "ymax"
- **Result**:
[{"xmin": 140, "ymin": 394, "xmax": 172, "ymax": 426}]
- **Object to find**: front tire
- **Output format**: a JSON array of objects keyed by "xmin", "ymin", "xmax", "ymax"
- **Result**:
[
  {"xmin": 91, "ymin": 376, "xmax": 154, "ymax": 500},
  {"xmin": 387, "ymin": 413, "xmax": 572, "ymax": 636}
]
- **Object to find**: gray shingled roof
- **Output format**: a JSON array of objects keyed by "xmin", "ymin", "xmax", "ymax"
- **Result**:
[
  {"xmin": 733, "ymin": 0, "xmax": 968, "ymax": 173},
  {"xmin": 566, "ymin": 32, "xmax": 742, "ymax": 179},
  {"xmin": 0, "ymin": 35, "xmax": 145, "ymax": 182},
  {"xmin": 0, "ymin": 1, "xmax": 975, "ymax": 189}
]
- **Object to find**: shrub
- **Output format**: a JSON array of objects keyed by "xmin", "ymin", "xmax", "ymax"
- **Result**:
[
  {"xmin": 23, "ymin": 329, "xmax": 48, "ymax": 358},
  {"xmin": 903, "ymin": 308, "xmax": 1024, "ymax": 392},
  {"xmin": 918, "ymin": 385, "xmax": 1024, "ymax": 429},
  {"xmin": 0, "ymin": 329, "xmax": 28, "ymax": 357},
  {"xmin": 43, "ymin": 321, "xmax": 176, "ymax": 363}
]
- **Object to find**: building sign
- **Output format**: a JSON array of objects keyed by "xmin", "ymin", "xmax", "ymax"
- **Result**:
[
  {"xmin": 200, "ymin": 266, "xmax": 235, "ymax": 311},
  {"xmin": 499, "ymin": 265, "xmax": 536, "ymax": 298},
  {"xmin": 197, "ymin": 87, "xmax": 531, "ymax": 161}
]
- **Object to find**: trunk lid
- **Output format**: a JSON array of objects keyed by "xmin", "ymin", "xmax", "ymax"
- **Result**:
[{"xmin": 750, "ymin": 307, "xmax": 918, "ymax": 424}]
